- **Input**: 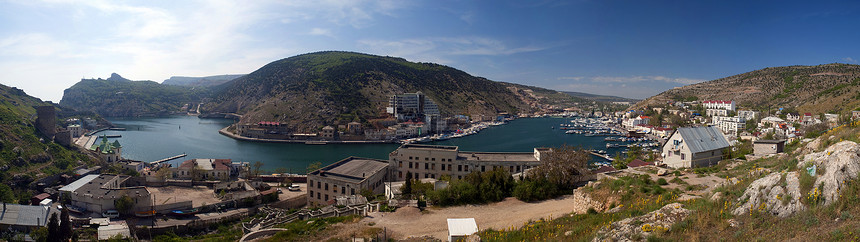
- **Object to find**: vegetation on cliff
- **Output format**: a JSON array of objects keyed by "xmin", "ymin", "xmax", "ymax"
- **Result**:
[
  {"xmin": 631, "ymin": 63, "xmax": 860, "ymax": 115},
  {"xmin": 206, "ymin": 51, "xmax": 580, "ymax": 132},
  {"xmin": 0, "ymin": 84, "xmax": 99, "ymax": 204},
  {"xmin": 60, "ymin": 73, "xmax": 213, "ymax": 117}
]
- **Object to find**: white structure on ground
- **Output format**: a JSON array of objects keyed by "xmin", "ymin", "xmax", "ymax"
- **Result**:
[
  {"xmin": 662, "ymin": 126, "xmax": 731, "ymax": 168},
  {"xmin": 387, "ymin": 92, "xmax": 440, "ymax": 121},
  {"xmin": 447, "ymin": 218, "xmax": 478, "ymax": 242},
  {"xmin": 712, "ymin": 116, "xmax": 746, "ymax": 135}
]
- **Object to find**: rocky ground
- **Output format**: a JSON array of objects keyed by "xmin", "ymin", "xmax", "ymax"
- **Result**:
[{"xmin": 593, "ymin": 202, "xmax": 691, "ymax": 241}]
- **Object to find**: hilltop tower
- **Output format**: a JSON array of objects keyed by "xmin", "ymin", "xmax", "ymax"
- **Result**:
[{"xmin": 35, "ymin": 106, "xmax": 56, "ymax": 138}]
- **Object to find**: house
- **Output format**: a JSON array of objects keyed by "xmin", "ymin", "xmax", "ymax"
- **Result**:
[
  {"xmin": 307, "ymin": 157, "xmax": 389, "ymax": 206},
  {"xmin": 785, "ymin": 113, "xmax": 800, "ymax": 123},
  {"xmin": 89, "ymin": 135, "xmax": 122, "ymax": 162},
  {"xmin": 624, "ymin": 116, "xmax": 650, "ymax": 128},
  {"xmin": 661, "ymin": 126, "xmax": 731, "ymax": 168},
  {"xmin": 447, "ymin": 218, "xmax": 478, "ymax": 242},
  {"xmin": 320, "ymin": 126, "xmax": 336, "ymax": 140},
  {"xmin": 754, "ymin": 140, "xmax": 785, "ymax": 156},
  {"xmin": 759, "ymin": 116, "xmax": 785, "ymax": 128},
  {"xmin": 627, "ymin": 159, "xmax": 653, "ymax": 168},
  {"xmin": 653, "ymin": 127, "xmax": 675, "ymax": 138},
  {"xmin": 737, "ymin": 110, "xmax": 759, "ymax": 121},
  {"xmin": 174, "ymin": 159, "xmax": 231, "ymax": 180},
  {"xmin": 0, "ymin": 203, "xmax": 58, "ymax": 233},
  {"xmin": 59, "ymin": 174, "xmax": 152, "ymax": 215}
]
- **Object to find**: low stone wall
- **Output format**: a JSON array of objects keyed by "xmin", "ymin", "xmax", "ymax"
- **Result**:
[{"xmin": 269, "ymin": 194, "xmax": 307, "ymax": 210}]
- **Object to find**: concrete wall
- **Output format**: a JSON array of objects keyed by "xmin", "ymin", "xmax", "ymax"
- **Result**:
[{"xmin": 269, "ymin": 194, "xmax": 308, "ymax": 210}]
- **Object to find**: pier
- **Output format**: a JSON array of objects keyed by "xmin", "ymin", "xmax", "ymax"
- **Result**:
[
  {"xmin": 104, "ymin": 135, "xmax": 121, "ymax": 138},
  {"xmin": 151, "ymin": 153, "xmax": 187, "ymax": 165},
  {"xmin": 588, "ymin": 151, "xmax": 614, "ymax": 161},
  {"xmin": 109, "ymin": 127, "xmax": 126, "ymax": 131}
]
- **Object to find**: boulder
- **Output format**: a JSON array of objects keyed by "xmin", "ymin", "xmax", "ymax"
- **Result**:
[
  {"xmin": 799, "ymin": 141, "xmax": 860, "ymax": 206},
  {"xmin": 656, "ymin": 168, "xmax": 669, "ymax": 176},
  {"xmin": 593, "ymin": 203, "xmax": 691, "ymax": 241},
  {"xmin": 732, "ymin": 172, "xmax": 804, "ymax": 217}
]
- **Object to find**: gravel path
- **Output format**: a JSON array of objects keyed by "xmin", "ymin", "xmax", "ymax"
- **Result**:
[{"xmin": 365, "ymin": 195, "xmax": 596, "ymax": 240}]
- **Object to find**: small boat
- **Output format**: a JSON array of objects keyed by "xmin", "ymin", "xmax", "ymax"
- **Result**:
[
  {"xmin": 170, "ymin": 208, "xmax": 199, "ymax": 216},
  {"xmin": 135, "ymin": 210, "xmax": 156, "ymax": 217}
]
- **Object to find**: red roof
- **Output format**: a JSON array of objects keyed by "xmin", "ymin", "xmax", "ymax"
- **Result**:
[
  {"xmin": 638, "ymin": 116, "xmax": 651, "ymax": 119},
  {"xmin": 804, "ymin": 113, "xmax": 813, "ymax": 116},
  {"xmin": 627, "ymin": 159, "xmax": 653, "ymax": 168},
  {"xmin": 594, "ymin": 166, "xmax": 617, "ymax": 173}
]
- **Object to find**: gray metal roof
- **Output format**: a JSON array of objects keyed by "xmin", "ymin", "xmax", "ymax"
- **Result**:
[
  {"xmin": 59, "ymin": 174, "xmax": 100, "ymax": 192},
  {"xmin": 677, "ymin": 126, "xmax": 730, "ymax": 153},
  {"xmin": 0, "ymin": 204, "xmax": 56, "ymax": 227}
]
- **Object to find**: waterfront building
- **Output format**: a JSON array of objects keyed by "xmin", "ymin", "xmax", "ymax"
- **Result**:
[
  {"xmin": 347, "ymin": 122, "xmax": 362, "ymax": 134},
  {"xmin": 661, "ymin": 126, "xmax": 730, "ymax": 168},
  {"xmin": 321, "ymin": 126, "xmax": 336, "ymax": 140},
  {"xmin": 388, "ymin": 144, "xmax": 548, "ymax": 181},
  {"xmin": 59, "ymin": 174, "xmax": 152, "ymax": 215},
  {"xmin": 174, "ymin": 159, "xmax": 231, "ymax": 181},
  {"xmin": 387, "ymin": 92, "xmax": 441, "ymax": 121},
  {"xmin": 68, "ymin": 124, "xmax": 84, "ymax": 138},
  {"xmin": 90, "ymin": 135, "xmax": 122, "ymax": 162},
  {"xmin": 623, "ymin": 116, "xmax": 650, "ymax": 128},
  {"xmin": 307, "ymin": 157, "xmax": 389, "ymax": 206}
]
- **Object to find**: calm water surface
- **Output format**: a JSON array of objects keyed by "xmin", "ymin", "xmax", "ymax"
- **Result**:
[{"xmin": 104, "ymin": 116, "xmax": 608, "ymax": 173}]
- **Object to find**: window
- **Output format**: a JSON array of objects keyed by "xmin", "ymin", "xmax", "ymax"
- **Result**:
[
  {"xmin": 310, "ymin": 191, "xmax": 314, "ymax": 197},
  {"xmin": 325, "ymin": 183, "xmax": 328, "ymax": 191},
  {"xmin": 458, "ymin": 165, "xmax": 462, "ymax": 171},
  {"xmin": 351, "ymin": 188, "xmax": 355, "ymax": 195},
  {"xmin": 333, "ymin": 185, "xmax": 338, "ymax": 193},
  {"xmin": 425, "ymin": 163, "xmax": 429, "ymax": 170},
  {"xmin": 409, "ymin": 156, "xmax": 413, "ymax": 160},
  {"xmin": 431, "ymin": 164, "xmax": 435, "ymax": 170},
  {"xmin": 425, "ymin": 174, "xmax": 429, "ymax": 178},
  {"xmin": 425, "ymin": 157, "xmax": 429, "ymax": 161},
  {"xmin": 681, "ymin": 153, "xmax": 686, "ymax": 160},
  {"xmin": 481, "ymin": 166, "xmax": 485, "ymax": 172},
  {"xmin": 399, "ymin": 161, "xmax": 402, "ymax": 167},
  {"xmin": 309, "ymin": 180, "xmax": 313, "ymax": 187},
  {"xmin": 409, "ymin": 162, "xmax": 413, "ymax": 169},
  {"xmin": 448, "ymin": 164, "xmax": 452, "ymax": 171},
  {"xmin": 317, "ymin": 182, "xmax": 321, "ymax": 189},
  {"xmin": 432, "ymin": 158, "xmax": 435, "ymax": 161},
  {"xmin": 464, "ymin": 166, "xmax": 469, "ymax": 172},
  {"xmin": 399, "ymin": 171, "xmax": 402, "ymax": 178},
  {"xmin": 325, "ymin": 194, "xmax": 328, "ymax": 201}
]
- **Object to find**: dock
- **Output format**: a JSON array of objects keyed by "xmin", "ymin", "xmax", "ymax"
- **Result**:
[
  {"xmin": 151, "ymin": 153, "xmax": 187, "ymax": 165},
  {"xmin": 104, "ymin": 135, "xmax": 121, "ymax": 138},
  {"xmin": 109, "ymin": 127, "xmax": 126, "ymax": 131},
  {"xmin": 588, "ymin": 151, "xmax": 614, "ymax": 161}
]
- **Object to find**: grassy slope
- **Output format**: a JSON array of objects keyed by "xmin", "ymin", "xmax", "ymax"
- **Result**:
[
  {"xmin": 207, "ymin": 51, "xmax": 540, "ymax": 132},
  {"xmin": 631, "ymin": 63, "xmax": 860, "ymax": 115},
  {"xmin": 476, "ymin": 123, "xmax": 860, "ymax": 241},
  {"xmin": 0, "ymin": 84, "xmax": 98, "ymax": 202}
]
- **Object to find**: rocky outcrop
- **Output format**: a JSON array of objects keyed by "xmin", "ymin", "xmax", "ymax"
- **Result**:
[
  {"xmin": 732, "ymin": 141, "xmax": 860, "ymax": 217},
  {"xmin": 593, "ymin": 203, "xmax": 691, "ymax": 241},
  {"xmin": 799, "ymin": 141, "xmax": 860, "ymax": 206},
  {"xmin": 731, "ymin": 172, "xmax": 804, "ymax": 217}
]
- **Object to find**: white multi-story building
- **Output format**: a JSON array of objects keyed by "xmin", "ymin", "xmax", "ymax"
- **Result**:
[
  {"xmin": 712, "ymin": 116, "xmax": 745, "ymax": 135},
  {"xmin": 387, "ymin": 92, "xmax": 441, "ymax": 121},
  {"xmin": 706, "ymin": 109, "xmax": 728, "ymax": 117},
  {"xmin": 623, "ymin": 116, "xmax": 650, "ymax": 128},
  {"xmin": 703, "ymin": 100, "xmax": 735, "ymax": 111},
  {"xmin": 737, "ymin": 110, "xmax": 759, "ymax": 121}
]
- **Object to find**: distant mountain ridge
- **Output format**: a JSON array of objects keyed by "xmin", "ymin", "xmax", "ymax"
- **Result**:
[
  {"xmin": 162, "ymin": 74, "xmax": 244, "ymax": 87},
  {"xmin": 563, "ymin": 91, "xmax": 639, "ymax": 103},
  {"xmin": 631, "ymin": 63, "xmax": 860, "ymax": 115}
]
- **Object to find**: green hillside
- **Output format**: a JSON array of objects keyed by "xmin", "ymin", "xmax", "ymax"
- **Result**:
[
  {"xmin": 60, "ymin": 73, "xmax": 213, "ymax": 117},
  {"xmin": 206, "ymin": 51, "xmax": 557, "ymax": 132},
  {"xmin": 0, "ymin": 84, "xmax": 98, "ymax": 203},
  {"xmin": 632, "ymin": 63, "xmax": 860, "ymax": 115}
]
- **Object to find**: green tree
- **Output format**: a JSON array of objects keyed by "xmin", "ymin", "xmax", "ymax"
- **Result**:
[
  {"xmin": 403, "ymin": 172, "xmax": 413, "ymax": 196},
  {"xmin": 47, "ymin": 213, "xmax": 59, "ymax": 242},
  {"xmin": 60, "ymin": 206, "xmax": 72, "ymax": 241},
  {"xmin": 306, "ymin": 161, "xmax": 322, "ymax": 174},
  {"xmin": 0, "ymin": 184, "xmax": 14, "ymax": 203},
  {"xmin": 114, "ymin": 195, "xmax": 135, "ymax": 216}
]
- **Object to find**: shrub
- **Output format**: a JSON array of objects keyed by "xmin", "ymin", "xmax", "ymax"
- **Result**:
[{"xmin": 657, "ymin": 178, "xmax": 668, "ymax": 185}]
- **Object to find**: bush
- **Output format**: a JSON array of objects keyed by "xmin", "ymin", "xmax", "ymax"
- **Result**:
[{"xmin": 657, "ymin": 178, "xmax": 668, "ymax": 185}]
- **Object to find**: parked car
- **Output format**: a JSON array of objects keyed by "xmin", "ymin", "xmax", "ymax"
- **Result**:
[
  {"xmin": 102, "ymin": 210, "xmax": 119, "ymax": 218},
  {"xmin": 288, "ymin": 184, "xmax": 301, "ymax": 191}
]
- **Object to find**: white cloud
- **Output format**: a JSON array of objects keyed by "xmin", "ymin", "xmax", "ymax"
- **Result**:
[
  {"xmin": 308, "ymin": 28, "xmax": 334, "ymax": 37},
  {"xmin": 843, "ymin": 57, "xmax": 858, "ymax": 63},
  {"xmin": 553, "ymin": 75, "xmax": 707, "ymax": 99},
  {"xmin": 357, "ymin": 36, "xmax": 547, "ymax": 65}
]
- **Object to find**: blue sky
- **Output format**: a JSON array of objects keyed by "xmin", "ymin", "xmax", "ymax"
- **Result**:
[{"xmin": 1, "ymin": 0, "xmax": 859, "ymax": 101}]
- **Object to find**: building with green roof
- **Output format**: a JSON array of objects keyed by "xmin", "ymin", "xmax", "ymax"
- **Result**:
[{"xmin": 89, "ymin": 135, "xmax": 123, "ymax": 162}]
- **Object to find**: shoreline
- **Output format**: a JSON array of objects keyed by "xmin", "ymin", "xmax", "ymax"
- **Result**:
[{"xmin": 217, "ymin": 126, "xmax": 399, "ymax": 144}]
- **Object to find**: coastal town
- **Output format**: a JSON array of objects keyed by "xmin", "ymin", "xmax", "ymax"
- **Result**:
[{"xmin": 9, "ymin": 89, "xmax": 860, "ymax": 241}]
